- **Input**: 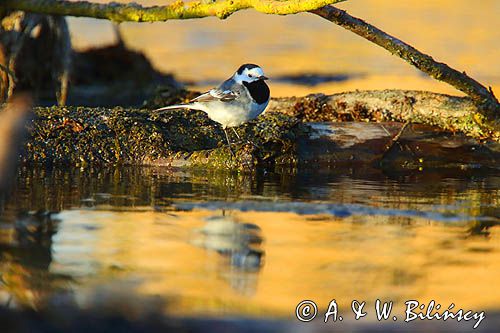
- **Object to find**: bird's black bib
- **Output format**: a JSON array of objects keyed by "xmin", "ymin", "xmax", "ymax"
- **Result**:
[{"xmin": 243, "ymin": 80, "xmax": 270, "ymax": 104}]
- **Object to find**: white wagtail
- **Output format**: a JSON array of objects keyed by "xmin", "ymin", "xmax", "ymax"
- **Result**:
[{"xmin": 154, "ymin": 64, "xmax": 270, "ymax": 152}]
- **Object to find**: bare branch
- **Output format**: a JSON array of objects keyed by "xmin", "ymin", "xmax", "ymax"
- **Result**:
[
  {"xmin": 3, "ymin": 0, "xmax": 347, "ymax": 22},
  {"xmin": 311, "ymin": 5, "xmax": 500, "ymax": 116}
]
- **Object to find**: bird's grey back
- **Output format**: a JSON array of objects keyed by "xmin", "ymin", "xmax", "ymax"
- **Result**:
[
  {"xmin": 219, "ymin": 78, "xmax": 252, "ymax": 105},
  {"xmin": 219, "ymin": 77, "xmax": 238, "ymax": 91}
]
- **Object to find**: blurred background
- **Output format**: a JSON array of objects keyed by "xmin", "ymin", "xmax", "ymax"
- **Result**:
[{"xmin": 68, "ymin": 0, "xmax": 500, "ymax": 97}]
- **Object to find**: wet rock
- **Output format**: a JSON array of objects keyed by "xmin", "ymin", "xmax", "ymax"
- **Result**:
[
  {"xmin": 18, "ymin": 90, "xmax": 500, "ymax": 171},
  {"xmin": 24, "ymin": 106, "xmax": 303, "ymax": 170}
]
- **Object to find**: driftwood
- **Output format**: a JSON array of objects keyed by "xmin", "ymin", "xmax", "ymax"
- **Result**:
[
  {"xmin": 298, "ymin": 122, "xmax": 499, "ymax": 170},
  {"xmin": 164, "ymin": 120, "xmax": 499, "ymax": 170}
]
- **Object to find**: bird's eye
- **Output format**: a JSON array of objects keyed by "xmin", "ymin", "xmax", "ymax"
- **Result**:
[{"xmin": 248, "ymin": 74, "xmax": 253, "ymax": 77}]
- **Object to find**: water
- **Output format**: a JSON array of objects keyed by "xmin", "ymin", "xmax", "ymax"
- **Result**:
[{"xmin": 0, "ymin": 166, "xmax": 499, "ymax": 324}]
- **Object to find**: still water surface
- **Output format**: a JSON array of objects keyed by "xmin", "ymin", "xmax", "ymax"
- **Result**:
[{"xmin": 0, "ymin": 166, "xmax": 499, "ymax": 321}]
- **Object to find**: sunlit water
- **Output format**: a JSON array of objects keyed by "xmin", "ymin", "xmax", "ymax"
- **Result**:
[{"xmin": 0, "ymin": 166, "xmax": 499, "ymax": 325}]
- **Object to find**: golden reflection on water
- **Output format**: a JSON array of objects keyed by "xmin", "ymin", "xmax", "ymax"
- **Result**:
[
  {"xmin": 68, "ymin": 0, "xmax": 500, "ymax": 97},
  {"xmin": 0, "ymin": 167, "xmax": 499, "ymax": 321},
  {"xmin": 3, "ymin": 207, "xmax": 496, "ymax": 319}
]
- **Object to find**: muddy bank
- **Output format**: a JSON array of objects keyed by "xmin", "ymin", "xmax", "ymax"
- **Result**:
[{"xmin": 22, "ymin": 103, "xmax": 499, "ymax": 171}]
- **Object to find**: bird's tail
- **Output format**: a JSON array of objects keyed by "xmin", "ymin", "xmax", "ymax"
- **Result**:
[{"xmin": 152, "ymin": 104, "xmax": 194, "ymax": 113}]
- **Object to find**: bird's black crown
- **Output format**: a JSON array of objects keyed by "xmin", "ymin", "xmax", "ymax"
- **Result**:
[{"xmin": 237, "ymin": 63, "xmax": 260, "ymax": 74}]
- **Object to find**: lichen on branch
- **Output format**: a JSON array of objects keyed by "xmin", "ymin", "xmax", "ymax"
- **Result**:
[{"xmin": 3, "ymin": 0, "xmax": 347, "ymax": 22}]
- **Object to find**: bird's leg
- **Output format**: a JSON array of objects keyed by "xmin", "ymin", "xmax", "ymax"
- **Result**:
[
  {"xmin": 231, "ymin": 127, "xmax": 241, "ymax": 141},
  {"xmin": 232, "ymin": 126, "xmax": 260, "ymax": 149},
  {"xmin": 223, "ymin": 127, "xmax": 236, "ymax": 157}
]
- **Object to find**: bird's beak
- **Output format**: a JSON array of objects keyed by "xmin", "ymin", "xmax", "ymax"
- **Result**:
[{"xmin": 259, "ymin": 75, "xmax": 269, "ymax": 80}]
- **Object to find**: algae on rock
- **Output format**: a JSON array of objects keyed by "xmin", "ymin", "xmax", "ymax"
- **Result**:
[{"xmin": 24, "ymin": 106, "xmax": 304, "ymax": 169}]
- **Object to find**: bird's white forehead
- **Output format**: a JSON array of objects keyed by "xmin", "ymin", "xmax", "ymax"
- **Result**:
[{"xmin": 244, "ymin": 67, "xmax": 264, "ymax": 76}]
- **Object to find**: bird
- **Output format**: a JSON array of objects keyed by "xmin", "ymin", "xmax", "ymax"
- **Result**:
[{"xmin": 153, "ymin": 64, "xmax": 270, "ymax": 154}]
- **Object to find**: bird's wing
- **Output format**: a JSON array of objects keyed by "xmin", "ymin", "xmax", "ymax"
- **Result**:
[
  {"xmin": 191, "ymin": 87, "xmax": 240, "ymax": 103},
  {"xmin": 153, "ymin": 80, "xmax": 241, "ymax": 113}
]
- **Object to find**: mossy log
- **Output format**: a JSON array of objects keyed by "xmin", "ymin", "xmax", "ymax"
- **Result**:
[
  {"xmin": 22, "ymin": 90, "xmax": 500, "ymax": 171},
  {"xmin": 25, "ymin": 105, "xmax": 302, "ymax": 169}
]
